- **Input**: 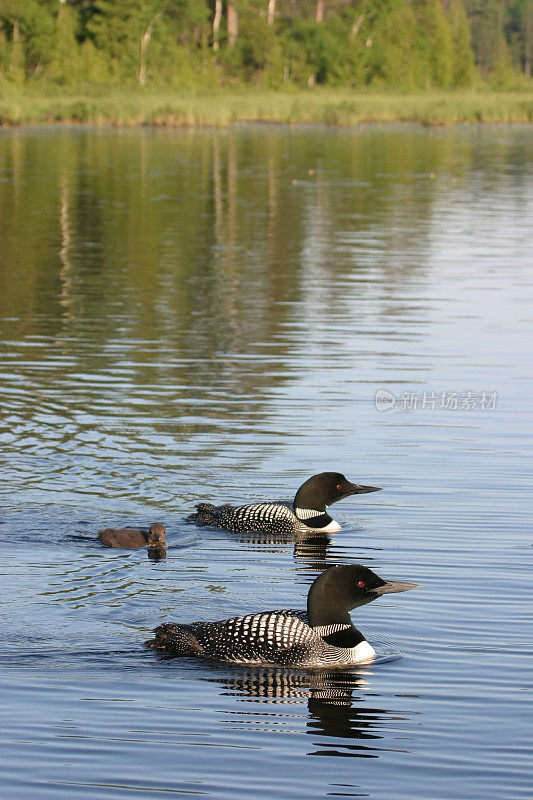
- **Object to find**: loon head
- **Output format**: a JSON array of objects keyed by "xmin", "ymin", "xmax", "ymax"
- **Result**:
[
  {"xmin": 147, "ymin": 523, "xmax": 166, "ymax": 547},
  {"xmin": 293, "ymin": 473, "xmax": 381, "ymax": 526},
  {"xmin": 307, "ymin": 564, "xmax": 420, "ymax": 628}
]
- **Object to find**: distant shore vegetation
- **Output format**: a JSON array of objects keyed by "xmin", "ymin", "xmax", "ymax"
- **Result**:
[
  {"xmin": 0, "ymin": 1, "xmax": 531, "ymax": 126},
  {"xmin": 1, "ymin": 87, "xmax": 531, "ymax": 126}
]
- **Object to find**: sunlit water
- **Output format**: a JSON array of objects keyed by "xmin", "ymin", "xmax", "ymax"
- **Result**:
[{"xmin": 0, "ymin": 125, "xmax": 532, "ymax": 799}]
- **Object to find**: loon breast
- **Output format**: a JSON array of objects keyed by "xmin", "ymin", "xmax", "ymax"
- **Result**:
[
  {"xmin": 346, "ymin": 639, "xmax": 376, "ymax": 662},
  {"xmin": 294, "ymin": 508, "xmax": 342, "ymax": 532}
]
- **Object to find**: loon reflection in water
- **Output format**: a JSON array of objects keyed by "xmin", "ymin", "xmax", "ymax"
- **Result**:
[{"xmin": 201, "ymin": 666, "xmax": 416, "ymax": 753}]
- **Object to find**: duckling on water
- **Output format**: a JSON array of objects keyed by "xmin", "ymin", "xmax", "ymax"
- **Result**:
[{"xmin": 98, "ymin": 523, "xmax": 166, "ymax": 549}]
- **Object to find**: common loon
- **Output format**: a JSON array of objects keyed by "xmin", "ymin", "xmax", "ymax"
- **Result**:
[
  {"xmin": 98, "ymin": 523, "xmax": 166, "ymax": 549},
  {"xmin": 188, "ymin": 472, "xmax": 381, "ymax": 534},
  {"xmin": 145, "ymin": 564, "xmax": 419, "ymax": 667}
]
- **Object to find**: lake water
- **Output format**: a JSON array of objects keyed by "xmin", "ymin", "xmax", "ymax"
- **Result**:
[{"xmin": 0, "ymin": 124, "xmax": 532, "ymax": 800}]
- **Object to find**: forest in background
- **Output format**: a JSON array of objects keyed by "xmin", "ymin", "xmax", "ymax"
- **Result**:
[{"xmin": 0, "ymin": 0, "xmax": 531, "ymax": 91}]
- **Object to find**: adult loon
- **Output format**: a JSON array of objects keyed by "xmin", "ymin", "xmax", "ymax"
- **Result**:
[
  {"xmin": 98, "ymin": 523, "xmax": 166, "ymax": 549},
  {"xmin": 188, "ymin": 472, "xmax": 381, "ymax": 534},
  {"xmin": 145, "ymin": 564, "xmax": 419, "ymax": 667}
]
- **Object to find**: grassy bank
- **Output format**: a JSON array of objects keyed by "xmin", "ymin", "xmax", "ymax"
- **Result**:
[{"xmin": 1, "ymin": 87, "xmax": 532, "ymax": 127}]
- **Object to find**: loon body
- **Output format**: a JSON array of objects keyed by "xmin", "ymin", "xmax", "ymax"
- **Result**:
[
  {"xmin": 98, "ymin": 523, "xmax": 166, "ymax": 550},
  {"xmin": 145, "ymin": 565, "xmax": 419, "ymax": 668},
  {"xmin": 188, "ymin": 472, "xmax": 381, "ymax": 534}
]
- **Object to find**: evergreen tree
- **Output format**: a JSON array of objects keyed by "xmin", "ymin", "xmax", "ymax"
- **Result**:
[
  {"xmin": 362, "ymin": 0, "xmax": 420, "ymax": 88},
  {"xmin": 0, "ymin": 1, "xmax": 67, "ymax": 81},
  {"xmin": 446, "ymin": 0, "xmax": 476, "ymax": 86},
  {"xmin": 48, "ymin": 1, "xmax": 82, "ymax": 83},
  {"xmin": 88, "ymin": 0, "xmax": 212, "ymax": 85},
  {"xmin": 505, "ymin": 0, "xmax": 533, "ymax": 76},
  {"xmin": 0, "ymin": 1, "xmax": 26, "ymax": 82},
  {"xmin": 464, "ymin": 0, "xmax": 508, "ymax": 76},
  {"xmin": 413, "ymin": 0, "xmax": 454, "ymax": 87},
  {"xmin": 88, "ymin": 0, "xmax": 146, "ymax": 81}
]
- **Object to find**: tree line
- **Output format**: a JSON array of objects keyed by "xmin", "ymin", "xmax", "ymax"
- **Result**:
[{"xmin": 0, "ymin": 0, "xmax": 531, "ymax": 90}]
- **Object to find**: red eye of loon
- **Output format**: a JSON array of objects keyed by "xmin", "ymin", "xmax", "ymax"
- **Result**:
[
  {"xmin": 357, "ymin": 580, "xmax": 365, "ymax": 588},
  {"xmin": 336, "ymin": 483, "xmax": 342, "ymax": 490}
]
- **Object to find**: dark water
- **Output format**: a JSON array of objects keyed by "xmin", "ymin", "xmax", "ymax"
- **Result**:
[{"xmin": 0, "ymin": 125, "xmax": 532, "ymax": 799}]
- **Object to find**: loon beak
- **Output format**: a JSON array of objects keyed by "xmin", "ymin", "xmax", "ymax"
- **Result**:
[
  {"xmin": 347, "ymin": 484, "xmax": 382, "ymax": 495},
  {"xmin": 371, "ymin": 580, "xmax": 421, "ymax": 595}
]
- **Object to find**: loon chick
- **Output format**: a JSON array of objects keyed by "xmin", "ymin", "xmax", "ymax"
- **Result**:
[
  {"xmin": 98, "ymin": 523, "xmax": 166, "ymax": 549},
  {"xmin": 188, "ymin": 472, "xmax": 381, "ymax": 534},
  {"xmin": 145, "ymin": 564, "xmax": 419, "ymax": 667}
]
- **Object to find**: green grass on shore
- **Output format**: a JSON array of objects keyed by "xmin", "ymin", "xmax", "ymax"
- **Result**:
[{"xmin": 1, "ymin": 87, "xmax": 532, "ymax": 127}]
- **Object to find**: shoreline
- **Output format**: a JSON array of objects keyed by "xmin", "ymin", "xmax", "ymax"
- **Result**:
[
  {"xmin": 2, "ymin": 120, "xmax": 532, "ymax": 132},
  {"xmin": 1, "ymin": 88, "xmax": 532, "ymax": 128}
]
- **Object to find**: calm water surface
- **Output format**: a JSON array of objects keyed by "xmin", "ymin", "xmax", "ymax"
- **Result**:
[{"xmin": 0, "ymin": 125, "xmax": 532, "ymax": 799}]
